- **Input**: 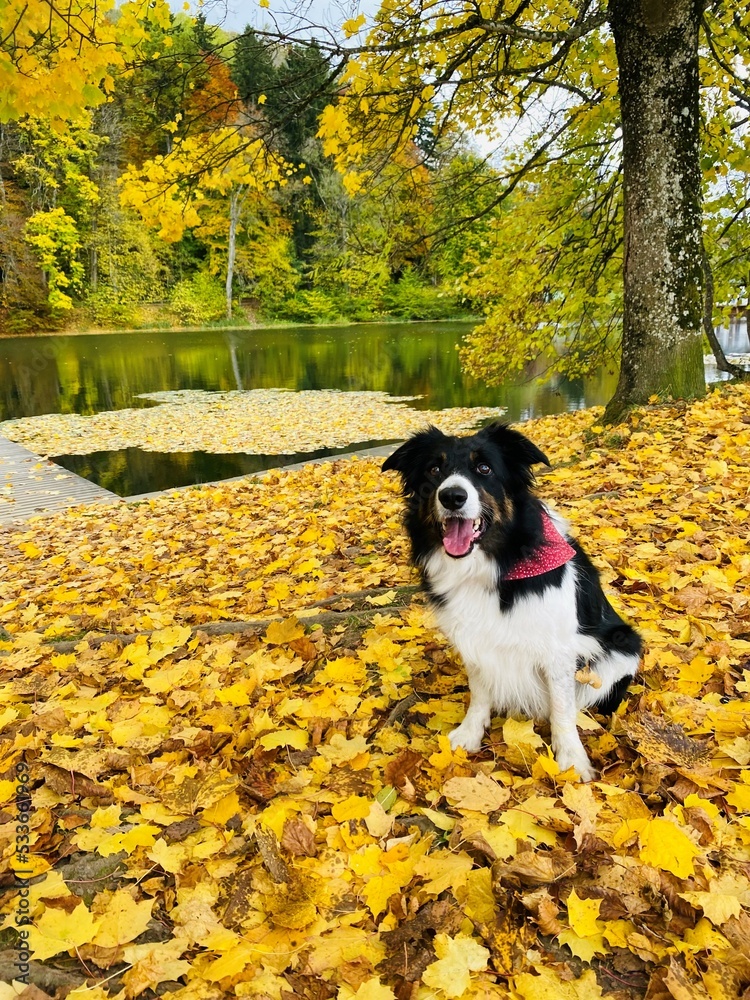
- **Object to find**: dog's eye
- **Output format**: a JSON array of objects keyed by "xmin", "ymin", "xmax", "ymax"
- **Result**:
[
  {"xmin": 476, "ymin": 462, "xmax": 492, "ymax": 476},
  {"xmin": 429, "ymin": 464, "xmax": 442, "ymax": 477}
]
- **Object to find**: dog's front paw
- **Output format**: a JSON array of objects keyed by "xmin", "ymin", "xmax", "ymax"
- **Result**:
[
  {"xmin": 555, "ymin": 745, "xmax": 596, "ymax": 782},
  {"xmin": 448, "ymin": 724, "xmax": 484, "ymax": 753}
]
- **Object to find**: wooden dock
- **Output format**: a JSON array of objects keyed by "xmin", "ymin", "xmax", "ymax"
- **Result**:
[{"xmin": 0, "ymin": 435, "xmax": 119, "ymax": 525}]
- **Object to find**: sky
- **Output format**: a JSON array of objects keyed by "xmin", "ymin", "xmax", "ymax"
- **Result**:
[{"xmin": 191, "ymin": 0, "xmax": 372, "ymax": 37}]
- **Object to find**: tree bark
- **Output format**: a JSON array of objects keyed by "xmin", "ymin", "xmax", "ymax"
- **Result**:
[
  {"xmin": 226, "ymin": 185, "xmax": 244, "ymax": 320},
  {"xmin": 605, "ymin": 0, "xmax": 706, "ymax": 423}
]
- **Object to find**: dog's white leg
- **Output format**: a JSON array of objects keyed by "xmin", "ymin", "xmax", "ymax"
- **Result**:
[
  {"xmin": 547, "ymin": 663, "xmax": 595, "ymax": 782},
  {"xmin": 449, "ymin": 669, "xmax": 492, "ymax": 752}
]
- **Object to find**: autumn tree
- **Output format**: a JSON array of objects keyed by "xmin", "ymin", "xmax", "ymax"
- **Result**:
[
  {"xmin": 0, "ymin": 0, "xmax": 172, "ymax": 124},
  {"xmin": 120, "ymin": 123, "xmax": 293, "ymax": 319},
  {"xmin": 306, "ymin": 0, "xmax": 749, "ymax": 420}
]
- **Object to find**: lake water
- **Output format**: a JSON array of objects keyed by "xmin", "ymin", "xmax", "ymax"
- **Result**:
[{"xmin": 0, "ymin": 319, "xmax": 742, "ymax": 496}]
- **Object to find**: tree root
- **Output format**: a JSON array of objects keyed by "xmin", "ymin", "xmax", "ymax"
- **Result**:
[{"xmin": 46, "ymin": 585, "xmax": 421, "ymax": 653}]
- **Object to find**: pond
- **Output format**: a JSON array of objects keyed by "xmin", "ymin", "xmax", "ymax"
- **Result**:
[{"xmin": 0, "ymin": 319, "xmax": 738, "ymax": 496}]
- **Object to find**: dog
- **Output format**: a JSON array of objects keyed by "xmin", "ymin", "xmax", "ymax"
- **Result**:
[{"xmin": 382, "ymin": 422, "xmax": 642, "ymax": 781}]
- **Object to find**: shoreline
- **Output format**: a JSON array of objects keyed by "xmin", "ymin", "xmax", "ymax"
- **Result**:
[{"xmin": 0, "ymin": 313, "xmax": 481, "ymax": 341}]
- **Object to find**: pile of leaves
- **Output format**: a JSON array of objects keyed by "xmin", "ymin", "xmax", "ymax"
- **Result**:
[
  {"xmin": 0, "ymin": 383, "xmax": 749, "ymax": 1000},
  {"xmin": 0, "ymin": 390, "xmax": 504, "ymax": 457}
]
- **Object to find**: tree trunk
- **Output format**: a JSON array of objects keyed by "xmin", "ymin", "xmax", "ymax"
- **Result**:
[
  {"xmin": 605, "ymin": 0, "xmax": 706, "ymax": 423},
  {"xmin": 226, "ymin": 185, "xmax": 244, "ymax": 320}
]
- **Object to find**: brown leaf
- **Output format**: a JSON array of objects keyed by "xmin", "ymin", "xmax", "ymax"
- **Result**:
[
  {"xmin": 41, "ymin": 764, "xmax": 114, "ymax": 804},
  {"xmin": 290, "ymin": 636, "xmax": 319, "ymax": 661},
  {"xmin": 281, "ymin": 816, "xmax": 317, "ymax": 857},
  {"xmin": 665, "ymin": 956, "xmax": 710, "ymax": 1000},
  {"xmin": 624, "ymin": 712, "xmax": 710, "ymax": 767},
  {"xmin": 379, "ymin": 900, "xmax": 463, "ymax": 981},
  {"xmin": 256, "ymin": 826, "xmax": 290, "ymax": 883},
  {"xmin": 221, "ymin": 870, "xmax": 255, "ymax": 929},
  {"xmin": 493, "ymin": 846, "xmax": 576, "ymax": 887}
]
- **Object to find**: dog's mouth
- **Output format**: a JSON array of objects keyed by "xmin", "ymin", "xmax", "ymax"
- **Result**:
[{"xmin": 440, "ymin": 516, "xmax": 486, "ymax": 558}]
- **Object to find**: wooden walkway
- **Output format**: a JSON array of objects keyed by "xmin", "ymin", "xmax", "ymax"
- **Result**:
[
  {"xmin": 0, "ymin": 435, "xmax": 119, "ymax": 525},
  {"xmin": 0, "ymin": 437, "xmax": 393, "ymax": 525}
]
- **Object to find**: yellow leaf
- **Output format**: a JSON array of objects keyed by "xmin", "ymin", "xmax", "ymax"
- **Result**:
[
  {"xmin": 429, "ymin": 734, "xmax": 454, "ymax": 769},
  {"xmin": 204, "ymin": 940, "xmax": 257, "ymax": 980},
  {"xmin": 639, "ymin": 817, "xmax": 701, "ymax": 877},
  {"xmin": 457, "ymin": 867, "xmax": 496, "ymax": 924},
  {"xmin": 264, "ymin": 617, "xmax": 305, "ymax": 645},
  {"xmin": 680, "ymin": 872, "xmax": 748, "ymax": 925},
  {"xmin": 415, "ymin": 851, "xmax": 473, "ymax": 895},
  {"xmin": 514, "ymin": 967, "xmax": 604, "ymax": 999},
  {"xmin": 422, "ymin": 933, "xmax": 490, "ymax": 998},
  {"xmin": 92, "ymin": 889, "xmax": 154, "ymax": 948},
  {"xmin": 503, "ymin": 717, "xmax": 545, "ymax": 749},
  {"xmin": 566, "ymin": 889, "xmax": 603, "ymax": 937},
  {"xmin": 344, "ymin": 978, "xmax": 396, "ymax": 1000},
  {"xmin": 259, "ymin": 728, "xmax": 309, "ymax": 750},
  {"xmin": 342, "ymin": 13, "xmax": 367, "ymax": 37},
  {"xmin": 366, "ymin": 590, "xmax": 396, "ymax": 606},
  {"xmin": 146, "ymin": 838, "xmax": 188, "ymax": 875},
  {"xmin": 29, "ymin": 901, "xmax": 99, "ymax": 961},
  {"xmin": 202, "ymin": 790, "xmax": 242, "ymax": 826},
  {"xmin": 362, "ymin": 873, "xmax": 404, "ymax": 918},
  {"xmin": 318, "ymin": 732, "xmax": 370, "ymax": 763},
  {"xmin": 332, "ymin": 795, "xmax": 372, "ymax": 822},
  {"xmin": 443, "ymin": 771, "xmax": 510, "ymax": 813}
]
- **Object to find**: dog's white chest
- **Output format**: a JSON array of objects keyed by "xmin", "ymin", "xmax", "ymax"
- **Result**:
[{"xmin": 423, "ymin": 548, "xmax": 580, "ymax": 718}]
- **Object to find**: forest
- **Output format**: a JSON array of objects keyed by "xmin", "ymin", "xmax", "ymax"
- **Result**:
[{"xmin": 0, "ymin": 12, "xmax": 498, "ymax": 336}]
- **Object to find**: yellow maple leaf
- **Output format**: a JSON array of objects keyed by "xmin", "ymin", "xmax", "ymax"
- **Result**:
[
  {"xmin": 362, "ymin": 873, "xmax": 404, "ymax": 918},
  {"xmin": 680, "ymin": 872, "xmax": 749, "ymax": 926},
  {"xmin": 121, "ymin": 940, "xmax": 191, "ymax": 995},
  {"xmin": 29, "ymin": 901, "xmax": 100, "ymax": 961},
  {"xmin": 147, "ymin": 838, "xmax": 189, "ymax": 875},
  {"xmin": 343, "ymin": 978, "xmax": 396, "ymax": 1000},
  {"xmin": 442, "ymin": 771, "xmax": 510, "ymax": 813},
  {"xmin": 422, "ymin": 933, "xmax": 490, "ymax": 998},
  {"xmin": 566, "ymin": 889, "xmax": 603, "ymax": 937},
  {"xmin": 91, "ymin": 889, "xmax": 154, "ymax": 948},
  {"xmin": 265, "ymin": 616, "xmax": 305, "ymax": 644},
  {"xmin": 319, "ymin": 732, "xmax": 370, "ymax": 763},
  {"xmin": 514, "ymin": 967, "xmax": 604, "ymax": 999},
  {"xmin": 416, "ymin": 852, "xmax": 473, "ymax": 895},
  {"xmin": 638, "ymin": 817, "xmax": 702, "ymax": 877}
]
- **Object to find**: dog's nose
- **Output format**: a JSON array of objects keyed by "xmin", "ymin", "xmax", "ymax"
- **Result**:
[{"xmin": 438, "ymin": 486, "xmax": 468, "ymax": 511}]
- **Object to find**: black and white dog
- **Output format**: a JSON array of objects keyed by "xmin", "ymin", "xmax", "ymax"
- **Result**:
[{"xmin": 383, "ymin": 422, "xmax": 642, "ymax": 781}]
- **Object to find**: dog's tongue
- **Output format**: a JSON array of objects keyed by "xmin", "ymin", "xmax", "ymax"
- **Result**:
[{"xmin": 443, "ymin": 518, "xmax": 475, "ymax": 557}]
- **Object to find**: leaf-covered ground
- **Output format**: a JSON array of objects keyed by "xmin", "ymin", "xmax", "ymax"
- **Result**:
[
  {"xmin": 0, "ymin": 390, "xmax": 504, "ymax": 457},
  {"xmin": 1, "ymin": 384, "xmax": 749, "ymax": 1000}
]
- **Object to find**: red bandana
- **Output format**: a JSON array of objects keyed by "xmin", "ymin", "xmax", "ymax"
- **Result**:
[{"xmin": 504, "ymin": 511, "xmax": 576, "ymax": 580}]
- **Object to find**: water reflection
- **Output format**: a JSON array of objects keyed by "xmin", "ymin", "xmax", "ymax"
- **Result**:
[
  {"xmin": 2, "ymin": 319, "xmax": 743, "ymax": 496},
  {"xmin": 0, "ymin": 321, "xmax": 618, "ymax": 422}
]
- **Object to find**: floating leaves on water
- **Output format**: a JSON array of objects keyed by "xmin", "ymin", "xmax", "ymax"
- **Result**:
[{"xmin": 0, "ymin": 388, "xmax": 505, "ymax": 456}]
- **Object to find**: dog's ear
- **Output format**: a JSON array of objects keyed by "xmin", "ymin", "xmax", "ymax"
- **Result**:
[
  {"xmin": 479, "ymin": 423, "xmax": 550, "ymax": 471},
  {"xmin": 382, "ymin": 427, "xmax": 446, "ymax": 483}
]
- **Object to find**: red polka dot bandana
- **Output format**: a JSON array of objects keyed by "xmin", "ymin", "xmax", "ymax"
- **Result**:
[{"xmin": 504, "ymin": 511, "xmax": 576, "ymax": 580}]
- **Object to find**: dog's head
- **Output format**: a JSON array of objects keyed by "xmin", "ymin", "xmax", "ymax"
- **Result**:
[{"xmin": 382, "ymin": 423, "xmax": 549, "ymax": 559}]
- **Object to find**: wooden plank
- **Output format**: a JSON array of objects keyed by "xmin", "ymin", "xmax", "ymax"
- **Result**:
[{"xmin": 0, "ymin": 435, "xmax": 120, "ymax": 525}]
